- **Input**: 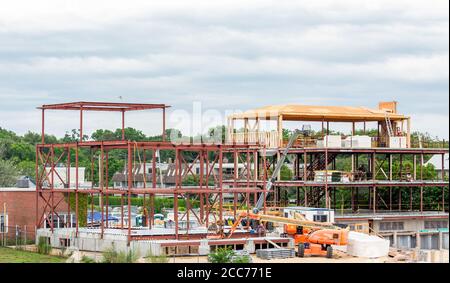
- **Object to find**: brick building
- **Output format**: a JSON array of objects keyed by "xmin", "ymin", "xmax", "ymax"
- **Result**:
[{"xmin": 0, "ymin": 187, "xmax": 70, "ymax": 239}]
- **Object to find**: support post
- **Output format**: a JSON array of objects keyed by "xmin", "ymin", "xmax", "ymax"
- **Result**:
[
  {"xmin": 406, "ymin": 118, "xmax": 411, "ymax": 148},
  {"xmin": 442, "ymin": 154, "xmax": 446, "ymax": 212},
  {"xmin": 389, "ymin": 186, "xmax": 392, "ymax": 211},
  {"xmin": 325, "ymin": 149, "xmax": 329, "ymax": 209},
  {"xmin": 389, "ymin": 154, "xmax": 393, "ymax": 181},
  {"xmin": 277, "ymin": 115, "xmax": 283, "ymax": 147},
  {"xmin": 373, "ymin": 186, "xmax": 377, "ymax": 214},
  {"xmin": 67, "ymin": 148, "xmax": 71, "ymax": 227},
  {"xmin": 303, "ymin": 150, "xmax": 307, "ymax": 182},
  {"xmin": 162, "ymin": 107, "xmax": 166, "ymax": 141},
  {"xmin": 75, "ymin": 144, "xmax": 79, "ymax": 236},
  {"xmin": 127, "ymin": 142, "xmax": 132, "ymax": 244},
  {"xmin": 121, "ymin": 110, "xmax": 125, "ymax": 140},
  {"xmin": 35, "ymin": 146, "xmax": 39, "ymax": 229},
  {"xmin": 41, "ymin": 109, "xmax": 45, "ymax": 143},
  {"xmin": 105, "ymin": 151, "xmax": 109, "ymax": 228},
  {"xmin": 174, "ymin": 149, "xmax": 179, "ymax": 239},
  {"xmin": 244, "ymin": 118, "xmax": 249, "ymax": 144},
  {"xmin": 50, "ymin": 145, "xmax": 55, "ymax": 233},
  {"xmin": 219, "ymin": 147, "xmax": 223, "ymax": 227},
  {"xmin": 100, "ymin": 143, "xmax": 104, "ymax": 238},
  {"xmin": 79, "ymin": 107, "xmax": 83, "ymax": 142},
  {"xmin": 413, "ymin": 155, "xmax": 417, "ymax": 180}
]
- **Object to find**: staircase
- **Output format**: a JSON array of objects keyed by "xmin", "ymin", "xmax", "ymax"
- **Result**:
[
  {"xmin": 305, "ymin": 152, "xmax": 338, "ymax": 180},
  {"xmin": 301, "ymin": 152, "xmax": 337, "ymax": 207}
]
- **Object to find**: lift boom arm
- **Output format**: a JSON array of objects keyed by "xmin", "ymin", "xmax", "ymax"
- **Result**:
[
  {"xmin": 226, "ymin": 211, "xmax": 339, "ymax": 238},
  {"xmin": 254, "ymin": 129, "xmax": 302, "ymax": 213}
]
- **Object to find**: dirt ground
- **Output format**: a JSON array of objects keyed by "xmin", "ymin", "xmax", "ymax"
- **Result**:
[{"xmin": 165, "ymin": 250, "xmax": 392, "ymax": 263}]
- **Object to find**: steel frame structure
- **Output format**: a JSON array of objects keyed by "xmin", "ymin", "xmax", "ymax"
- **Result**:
[
  {"xmin": 35, "ymin": 101, "xmax": 448, "ymax": 244},
  {"xmin": 246, "ymin": 147, "xmax": 448, "ymax": 214},
  {"xmin": 35, "ymin": 102, "xmax": 265, "ymax": 243}
]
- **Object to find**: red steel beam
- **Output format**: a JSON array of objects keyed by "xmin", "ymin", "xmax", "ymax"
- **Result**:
[{"xmin": 39, "ymin": 101, "xmax": 169, "ymax": 111}]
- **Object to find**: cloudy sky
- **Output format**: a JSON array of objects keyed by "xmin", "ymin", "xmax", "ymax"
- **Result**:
[{"xmin": 0, "ymin": 0, "xmax": 448, "ymax": 138}]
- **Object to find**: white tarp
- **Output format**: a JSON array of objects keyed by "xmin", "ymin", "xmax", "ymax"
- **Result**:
[
  {"xmin": 346, "ymin": 232, "xmax": 390, "ymax": 258},
  {"xmin": 317, "ymin": 135, "xmax": 342, "ymax": 148},
  {"xmin": 389, "ymin": 137, "xmax": 407, "ymax": 148},
  {"xmin": 343, "ymin": 136, "xmax": 372, "ymax": 148}
]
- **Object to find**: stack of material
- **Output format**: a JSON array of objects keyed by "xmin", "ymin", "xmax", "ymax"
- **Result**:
[
  {"xmin": 256, "ymin": 248, "xmax": 296, "ymax": 260},
  {"xmin": 314, "ymin": 170, "xmax": 343, "ymax": 182},
  {"xmin": 346, "ymin": 232, "xmax": 390, "ymax": 258},
  {"xmin": 317, "ymin": 135, "xmax": 342, "ymax": 148},
  {"xmin": 389, "ymin": 137, "xmax": 407, "ymax": 148},
  {"xmin": 343, "ymin": 136, "xmax": 372, "ymax": 148}
]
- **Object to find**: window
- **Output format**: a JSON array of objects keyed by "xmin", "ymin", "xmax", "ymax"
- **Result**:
[
  {"xmin": 0, "ymin": 215, "xmax": 7, "ymax": 233},
  {"xmin": 424, "ymin": 221, "xmax": 448, "ymax": 229},
  {"xmin": 397, "ymin": 235, "xmax": 415, "ymax": 249},
  {"xmin": 379, "ymin": 222, "xmax": 404, "ymax": 231},
  {"xmin": 59, "ymin": 238, "xmax": 71, "ymax": 247},
  {"xmin": 313, "ymin": 215, "xmax": 328, "ymax": 222},
  {"xmin": 421, "ymin": 234, "xmax": 440, "ymax": 250},
  {"xmin": 44, "ymin": 214, "xmax": 75, "ymax": 229}
]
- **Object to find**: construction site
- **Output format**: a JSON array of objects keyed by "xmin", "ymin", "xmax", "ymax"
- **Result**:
[{"xmin": 32, "ymin": 100, "xmax": 449, "ymax": 263}]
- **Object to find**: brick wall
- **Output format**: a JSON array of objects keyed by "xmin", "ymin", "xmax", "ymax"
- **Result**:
[{"xmin": 0, "ymin": 190, "xmax": 70, "ymax": 238}]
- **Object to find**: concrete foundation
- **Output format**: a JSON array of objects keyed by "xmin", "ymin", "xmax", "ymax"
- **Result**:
[{"xmin": 36, "ymin": 228, "xmax": 294, "ymax": 257}]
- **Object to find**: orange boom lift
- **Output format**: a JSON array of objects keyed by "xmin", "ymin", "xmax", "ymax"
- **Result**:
[{"xmin": 226, "ymin": 211, "xmax": 348, "ymax": 258}]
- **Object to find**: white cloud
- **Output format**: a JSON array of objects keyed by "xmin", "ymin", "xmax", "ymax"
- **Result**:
[
  {"xmin": 0, "ymin": 0, "xmax": 448, "ymax": 139},
  {"xmin": 413, "ymin": 113, "xmax": 450, "ymax": 138}
]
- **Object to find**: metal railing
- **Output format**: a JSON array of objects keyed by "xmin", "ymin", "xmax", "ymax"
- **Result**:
[{"xmin": 230, "ymin": 131, "xmax": 448, "ymax": 150}]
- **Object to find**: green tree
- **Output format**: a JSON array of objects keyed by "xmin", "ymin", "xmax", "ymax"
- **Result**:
[
  {"xmin": 0, "ymin": 159, "xmax": 20, "ymax": 187},
  {"xmin": 91, "ymin": 129, "xmax": 117, "ymax": 141},
  {"xmin": 9, "ymin": 142, "xmax": 35, "ymax": 162},
  {"xmin": 22, "ymin": 131, "xmax": 42, "ymax": 144},
  {"xmin": 16, "ymin": 160, "xmax": 36, "ymax": 179},
  {"xmin": 280, "ymin": 165, "xmax": 293, "ymax": 180},
  {"xmin": 62, "ymin": 129, "xmax": 88, "ymax": 142}
]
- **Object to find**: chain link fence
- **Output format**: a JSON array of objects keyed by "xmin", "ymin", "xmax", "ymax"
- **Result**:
[{"xmin": 0, "ymin": 225, "xmax": 35, "ymax": 248}]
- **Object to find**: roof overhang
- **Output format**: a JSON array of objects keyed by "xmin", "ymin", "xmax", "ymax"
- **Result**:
[{"xmin": 229, "ymin": 104, "xmax": 408, "ymax": 122}]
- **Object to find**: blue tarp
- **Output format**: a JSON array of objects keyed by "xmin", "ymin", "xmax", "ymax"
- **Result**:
[{"xmin": 87, "ymin": 212, "xmax": 119, "ymax": 222}]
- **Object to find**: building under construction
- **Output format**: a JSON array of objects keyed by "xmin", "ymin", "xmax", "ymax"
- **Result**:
[{"xmin": 35, "ymin": 101, "xmax": 449, "ymax": 256}]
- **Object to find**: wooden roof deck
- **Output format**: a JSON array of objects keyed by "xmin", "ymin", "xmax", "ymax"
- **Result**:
[{"xmin": 229, "ymin": 103, "xmax": 408, "ymax": 122}]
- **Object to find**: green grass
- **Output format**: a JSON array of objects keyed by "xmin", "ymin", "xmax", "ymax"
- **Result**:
[{"xmin": 0, "ymin": 247, "xmax": 67, "ymax": 263}]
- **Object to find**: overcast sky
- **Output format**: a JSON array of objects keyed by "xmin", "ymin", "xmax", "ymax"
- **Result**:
[{"xmin": 0, "ymin": 0, "xmax": 448, "ymax": 139}]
